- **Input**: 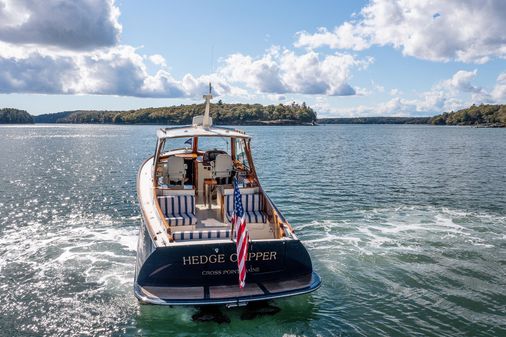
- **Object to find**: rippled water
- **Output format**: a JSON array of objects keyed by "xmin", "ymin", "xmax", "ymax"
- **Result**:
[{"xmin": 0, "ymin": 124, "xmax": 505, "ymax": 336}]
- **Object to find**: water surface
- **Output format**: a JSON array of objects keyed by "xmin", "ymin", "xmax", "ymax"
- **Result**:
[{"xmin": 0, "ymin": 124, "xmax": 505, "ymax": 336}]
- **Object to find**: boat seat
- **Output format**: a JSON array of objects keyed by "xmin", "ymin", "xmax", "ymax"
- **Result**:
[
  {"xmin": 158, "ymin": 195, "xmax": 197, "ymax": 226},
  {"xmin": 165, "ymin": 156, "xmax": 186, "ymax": 186},
  {"xmin": 213, "ymin": 153, "xmax": 234, "ymax": 184},
  {"xmin": 173, "ymin": 229, "xmax": 231, "ymax": 241},
  {"xmin": 224, "ymin": 193, "xmax": 268, "ymax": 224}
]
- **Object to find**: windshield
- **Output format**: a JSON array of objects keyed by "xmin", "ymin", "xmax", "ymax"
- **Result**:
[{"xmin": 161, "ymin": 136, "xmax": 231, "ymax": 154}]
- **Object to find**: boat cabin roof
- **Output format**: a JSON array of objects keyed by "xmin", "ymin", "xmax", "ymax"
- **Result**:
[{"xmin": 156, "ymin": 125, "xmax": 251, "ymax": 140}]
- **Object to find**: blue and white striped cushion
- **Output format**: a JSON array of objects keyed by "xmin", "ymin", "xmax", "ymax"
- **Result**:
[
  {"xmin": 224, "ymin": 193, "xmax": 267, "ymax": 224},
  {"xmin": 166, "ymin": 213, "xmax": 198, "ymax": 226},
  {"xmin": 172, "ymin": 229, "xmax": 231, "ymax": 241},
  {"xmin": 245, "ymin": 210, "xmax": 267, "ymax": 223},
  {"xmin": 158, "ymin": 195, "xmax": 197, "ymax": 226},
  {"xmin": 242, "ymin": 193, "xmax": 262, "ymax": 212},
  {"xmin": 159, "ymin": 195, "xmax": 195, "ymax": 215}
]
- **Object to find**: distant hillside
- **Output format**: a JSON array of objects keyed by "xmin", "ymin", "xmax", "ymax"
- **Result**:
[
  {"xmin": 33, "ymin": 102, "xmax": 317, "ymax": 125},
  {"xmin": 8, "ymin": 102, "xmax": 506, "ymax": 127},
  {"xmin": 0, "ymin": 108, "xmax": 33, "ymax": 124},
  {"xmin": 429, "ymin": 104, "xmax": 506, "ymax": 126},
  {"xmin": 318, "ymin": 117, "xmax": 430, "ymax": 124},
  {"xmin": 33, "ymin": 111, "xmax": 87, "ymax": 123}
]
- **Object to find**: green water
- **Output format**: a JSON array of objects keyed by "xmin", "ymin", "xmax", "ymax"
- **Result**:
[{"xmin": 0, "ymin": 124, "xmax": 505, "ymax": 336}]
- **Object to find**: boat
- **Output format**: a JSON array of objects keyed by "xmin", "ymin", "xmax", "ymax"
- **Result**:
[{"xmin": 134, "ymin": 85, "xmax": 321, "ymax": 306}]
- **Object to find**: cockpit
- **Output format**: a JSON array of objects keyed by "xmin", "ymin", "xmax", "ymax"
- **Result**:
[
  {"xmin": 150, "ymin": 127, "xmax": 286, "ymax": 242},
  {"xmin": 156, "ymin": 134, "xmax": 252, "ymax": 193}
]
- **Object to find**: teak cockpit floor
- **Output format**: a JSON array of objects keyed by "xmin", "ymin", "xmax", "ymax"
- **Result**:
[{"xmin": 194, "ymin": 204, "xmax": 228, "ymax": 229}]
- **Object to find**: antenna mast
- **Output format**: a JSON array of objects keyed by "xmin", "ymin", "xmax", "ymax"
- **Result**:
[{"xmin": 203, "ymin": 82, "xmax": 213, "ymax": 128}]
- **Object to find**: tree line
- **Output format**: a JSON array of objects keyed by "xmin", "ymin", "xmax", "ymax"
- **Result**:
[
  {"xmin": 0, "ymin": 108, "xmax": 33, "ymax": 124},
  {"xmin": 429, "ymin": 104, "xmax": 506, "ymax": 126},
  {"xmin": 319, "ymin": 117, "xmax": 430, "ymax": 124},
  {"xmin": 33, "ymin": 102, "xmax": 317, "ymax": 125},
  {"xmin": 3, "ymin": 103, "xmax": 505, "ymax": 127}
]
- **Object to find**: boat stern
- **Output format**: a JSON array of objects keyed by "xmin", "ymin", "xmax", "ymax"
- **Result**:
[{"xmin": 134, "ymin": 239, "xmax": 321, "ymax": 305}]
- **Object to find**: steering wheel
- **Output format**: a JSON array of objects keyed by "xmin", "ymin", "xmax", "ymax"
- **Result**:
[{"xmin": 203, "ymin": 149, "xmax": 227, "ymax": 165}]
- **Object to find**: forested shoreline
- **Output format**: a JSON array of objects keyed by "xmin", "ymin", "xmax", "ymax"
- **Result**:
[
  {"xmin": 2, "ymin": 103, "xmax": 505, "ymax": 127},
  {"xmin": 33, "ymin": 102, "xmax": 317, "ymax": 125},
  {"xmin": 0, "ymin": 108, "xmax": 34, "ymax": 124},
  {"xmin": 428, "ymin": 104, "xmax": 506, "ymax": 126}
]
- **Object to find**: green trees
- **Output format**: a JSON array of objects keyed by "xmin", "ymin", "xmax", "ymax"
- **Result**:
[
  {"xmin": 429, "ymin": 104, "xmax": 506, "ymax": 126},
  {"xmin": 32, "ymin": 102, "xmax": 317, "ymax": 125},
  {"xmin": 320, "ymin": 117, "xmax": 430, "ymax": 124},
  {"xmin": 23, "ymin": 103, "xmax": 506, "ymax": 126},
  {"xmin": 0, "ymin": 108, "xmax": 33, "ymax": 124}
]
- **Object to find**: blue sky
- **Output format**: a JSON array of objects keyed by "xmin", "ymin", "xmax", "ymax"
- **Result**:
[
  {"xmin": 0, "ymin": 0, "xmax": 505, "ymax": 116},
  {"xmin": 119, "ymin": 0, "xmax": 359, "ymax": 75}
]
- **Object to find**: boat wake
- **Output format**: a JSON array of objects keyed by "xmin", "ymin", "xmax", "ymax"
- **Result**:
[
  {"xmin": 0, "ymin": 210, "xmax": 139, "ymax": 336},
  {"xmin": 300, "ymin": 206, "xmax": 503, "ymax": 254},
  {"xmin": 296, "ymin": 206, "xmax": 506, "ymax": 336}
]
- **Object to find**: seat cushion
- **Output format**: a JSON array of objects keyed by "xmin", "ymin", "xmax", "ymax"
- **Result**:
[
  {"xmin": 159, "ymin": 195, "xmax": 195, "ymax": 215},
  {"xmin": 224, "ymin": 193, "xmax": 266, "ymax": 223},
  {"xmin": 225, "ymin": 210, "xmax": 267, "ymax": 224},
  {"xmin": 242, "ymin": 193, "xmax": 263, "ymax": 212},
  {"xmin": 158, "ymin": 195, "xmax": 196, "ymax": 226},
  {"xmin": 166, "ymin": 213, "xmax": 198, "ymax": 226},
  {"xmin": 245, "ymin": 210, "xmax": 267, "ymax": 224},
  {"xmin": 173, "ymin": 229, "xmax": 231, "ymax": 241}
]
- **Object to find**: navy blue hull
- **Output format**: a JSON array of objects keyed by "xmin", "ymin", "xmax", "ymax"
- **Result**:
[{"xmin": 134, "ymin": 221, "xmax": 321, "ymax": 305}]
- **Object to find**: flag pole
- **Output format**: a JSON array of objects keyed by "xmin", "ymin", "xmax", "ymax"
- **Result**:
[
  {"xmin": 230, "ymin": 175, "xmax": 236, "ymax": 242},
  {"xmin": 231, "ymin": 218, "xmax": 235, "ymax": 242}
]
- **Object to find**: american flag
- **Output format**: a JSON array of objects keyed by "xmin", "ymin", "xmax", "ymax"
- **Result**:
[{"xmin": 232, "ymin": 177, "xmax": 249, "ymax": 288}]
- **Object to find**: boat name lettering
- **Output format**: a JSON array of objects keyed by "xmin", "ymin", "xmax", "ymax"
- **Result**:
[{"xmin": 182, "ymin": 251, "xmax": 277, "ymax": 265}]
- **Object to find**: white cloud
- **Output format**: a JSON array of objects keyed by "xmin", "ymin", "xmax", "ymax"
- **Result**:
[
  {"xmin": 147, "ymin": 54, "xmax": 167, "ymax": 67},
  {"xmin": 0, "ymin": 0, "xmax": 377, "ymax": 99},
  {"xmin": 219, "ymin": 47, "xmax": 372, "ymax": 96},
  {"xmin": 491, "ymin": 72, "xmax": 506, "ymax": 102},
  {"xmin": 0, "ymin": 0, "xmax": 239, "ymax": 99},
  {"xmin": 0, "ymin": 50, "xmax": 78, "ymax": 94},
  {"xmin": 389, "ymin": 88, "xmax": 401, "ymax": 96},
  {"xmin": 295, "ymin": 0, "xmax": 506, "ymax": 63},
  {"xmin": 0, "ymin": 0, "xmax": 121, "ymax": 50},
  {"xmin": 316, "ymin": 69, "xmax": 505, "ymax": 117},
  {"xmin": 295, "ymin": 24, "xmax": 369, "ymax": 51},
  {"xmin": 220, "ymin": 49, "xmax": 286, "ymax": 94},
  {"xmin": 0, "ymin": 43, "xmax": 238, "ymax": 98},
  {"xmin": 438, "ymin": 69, "xmax": 483, "ymax": 94},
  {"xmin": 266, "ymin": 94, "xmax": 286, "ymax": 101}
]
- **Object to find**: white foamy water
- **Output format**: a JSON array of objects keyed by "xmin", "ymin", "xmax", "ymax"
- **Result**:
[
  {"xmin": 297, "ymin": 206, "xmax": 506, "ymax": 336},
  {"xmin": 0, "ymin": 208, "xmax": 140, "ymax": 336},
  {"xmin": 302, "ymin": 206, "xmax": 503, "ymax": 255}
]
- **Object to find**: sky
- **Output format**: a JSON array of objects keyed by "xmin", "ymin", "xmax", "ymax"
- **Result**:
[{"xmin": 0, "ymin": 0, "xmax": 505, "ymax": 117}]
